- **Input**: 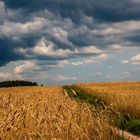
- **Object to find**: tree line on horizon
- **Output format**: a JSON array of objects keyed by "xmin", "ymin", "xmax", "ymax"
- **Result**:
[{"xmin": 0, "ymin": 80, "xmax": 38, "ymax": 88}]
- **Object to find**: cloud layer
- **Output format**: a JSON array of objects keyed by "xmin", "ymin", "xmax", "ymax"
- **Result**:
[{"xmin": 0, "ymin": 0, "xmax": 140, "ymax": 83}]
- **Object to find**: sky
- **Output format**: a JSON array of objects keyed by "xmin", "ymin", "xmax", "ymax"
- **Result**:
[{"xmin": 0, "ymin": 0, "xmax": 140, "ymax": 85}]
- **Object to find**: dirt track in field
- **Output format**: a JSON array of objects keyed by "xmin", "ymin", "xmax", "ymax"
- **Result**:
[{"xmin": 63, "ymin": 88, "xmax": 140, "ymax": 140}]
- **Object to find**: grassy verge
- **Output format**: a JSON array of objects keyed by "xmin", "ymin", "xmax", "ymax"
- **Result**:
[
  {"xmin": 64, "ymin": 85, "xmax": 104, "ymax": 106},
  {"xmin": 118, "ymin": 116, "xmax": 140, "ymax": 135},
  {"xmin": 63, "ymin": 85, "xmax": 140, "ymax": 136}
]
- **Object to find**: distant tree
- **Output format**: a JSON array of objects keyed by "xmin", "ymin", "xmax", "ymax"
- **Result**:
[{"xmin": 0, "ymin": 80, "xmax": 38, "ymax": 88}]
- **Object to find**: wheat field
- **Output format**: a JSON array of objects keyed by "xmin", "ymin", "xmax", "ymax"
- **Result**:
[
  {"xmin": 0, "ymin": 86, "xmax": 118, "ymax": 140},
  {"xmin": 74, "ymin": 82, "xmax": 140, "ymax": 119}
]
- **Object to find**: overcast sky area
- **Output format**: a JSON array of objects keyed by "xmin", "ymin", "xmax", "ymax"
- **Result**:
[{"xmin": 0, "ymin": 0, "xmax": 140, "ymax": 85}]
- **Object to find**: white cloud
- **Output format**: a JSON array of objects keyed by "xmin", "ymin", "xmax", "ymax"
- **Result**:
[
  {"xmin": 79, "ymin": 46, "xmax": 102, "ymax": 54},
  {"xmin": 14, "ymin": 61, "xmax": 36, "ymax": 74},
  {"xmin": 111, "ymin": 44, "xmax": 123, "ymax": 50},
  {"xmin": 131, "ymin": 54, "xmax": 140, "ymax": 62},
  {"xmin": 131, "ymin": 54, "xmax": 140, "ymax": 65},
  {"xmin": 0, "ymin": 72, "xmax": 23, "ymax": 81},
  {"xmin": 121, "ymin": 54, "xmax": 140, "ymax": 65},
  {"xmin": 122, "ymin": 60, "xmax": 129, "ymax": 64},
  {"xmin": 56, "ymin": 60, "xmax": 70, "ymax": 67},
  {"xmin": 0, "ymin": 9, "xmax": 74, "ymax": 43},
  {"xmin": 49, "ymin": 27, "xmax": 71, "ymax": 45},
  {"xmin": 55, "ymin": 75, "xmax": 77, "ymax": 81},
  {"xmin": 101, "ymin": 20, "xmax": 140, "ymax": 35},
  {"xmin": 0, "ymin": 72, "xmax": 13, "ymax": 80},
  {"xmin": 71, "ymin": 53, "xmax": 108, "ymax": 66},
  {"xmin": 14, "ymin": 48, "xmax": 29, "ymax": 57},
  {"xmin": 102, "ymin": 27, "xmax": 122, "ymax": 35},
  {"xmin": 72, "ymin": 61, "xmax": 84, "ymax": 66},
  {"xmin": 0, "ymin": 17, "xmax": 46, "ymax": 37},
  {"xmin": 84, "ymin": 53, "xmax": 108, "ymax": 64},
  {"xmin": 32, "ymin": 37, "xmax": 102, "ymax": 58},
  {"xmin": 132, "ymin": 62, "xmax": 140, "ymax": 65},
  {"xmin": 32, "ymin": 37, "xmax": 73, "ymax": 57}
]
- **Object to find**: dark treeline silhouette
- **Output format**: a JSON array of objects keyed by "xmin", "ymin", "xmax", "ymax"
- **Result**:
[{"xmin": 0, "ymin": 80, "xmax": 38, "ymax": 88}]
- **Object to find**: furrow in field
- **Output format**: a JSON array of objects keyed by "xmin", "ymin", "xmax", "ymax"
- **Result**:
[{"xmin": 63, "ymin": 85, "xmax": 140, "ymax": 139}]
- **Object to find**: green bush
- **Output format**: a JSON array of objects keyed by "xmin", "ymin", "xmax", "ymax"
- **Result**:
[
  {"xmin": 118, "ymin": 114, "xmax": 140, "ymax": 135},
  {"xmin": 124, "ymin": 120, "xmax": 140, "ymax": 135}
]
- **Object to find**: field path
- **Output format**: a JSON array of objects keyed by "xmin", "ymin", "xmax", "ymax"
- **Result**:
[
  {"xmin": 63, "ymin": 89, "xmax": 69, "ymax": 97},
  {"xmin": 63, "ymin": 87, "xmax": 140, "ymax": 140},
  {"xmin": 113, "ymin": 127, "xmax": 140, "ymax": 140}
]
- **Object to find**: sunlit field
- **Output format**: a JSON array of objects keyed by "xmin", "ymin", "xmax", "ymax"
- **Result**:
[
  {"xmin": 74, "ymin": 82, "xmax": 140, "ymax": 119},
  {"xmin": 0, "ymin": 86, "xmax": 117, "ymax": 140}
]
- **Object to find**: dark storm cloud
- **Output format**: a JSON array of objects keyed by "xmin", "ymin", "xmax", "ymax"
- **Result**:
[
  {"xmin": 123, "ymin": 30, "xmax": 140, "ymax": 45},
  {"xmin": 1, "ymin": 0, "xmax": 140, "ymax": 67},
  {"xmin": 0, "ymin": 38, "xmax": 25, "ymax": 66},
  {"xmin": 127, "ymin": 35, "xmax": 140, "ymax": 44},
  {"xmin": 5, "ymin": 0, "xmax": 140, "ymax": 22}
]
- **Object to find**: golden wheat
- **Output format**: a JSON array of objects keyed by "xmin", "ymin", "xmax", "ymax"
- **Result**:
[
  {"xmin": 74, "ymin": 82, "xmax": 140, "ymax": 119},
  {"xmin": 0, "ymin": 86, "xmax": 118, "ymax": 140}
]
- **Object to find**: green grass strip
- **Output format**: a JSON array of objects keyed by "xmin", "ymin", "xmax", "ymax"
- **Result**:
[{"xmin": 63, "ymin": 85, "xmax": 140, "ymax": 136}]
